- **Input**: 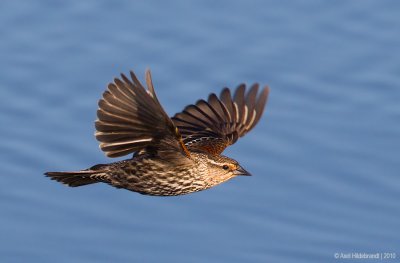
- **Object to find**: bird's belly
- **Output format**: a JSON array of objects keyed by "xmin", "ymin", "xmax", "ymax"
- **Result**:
[
  {"xmin": 126, "ymin": 170, "xmax": 206, "ymax": 196},
  {"xmin": 109, "ymin": 159, "xmax": 206, "ymax": 196}
]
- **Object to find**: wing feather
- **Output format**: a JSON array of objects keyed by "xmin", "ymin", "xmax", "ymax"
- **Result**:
[
  {"xmin": 95, "ymin": 69, "xmax": 191, "ymax": 159},
  {"xmin": 172, "ymin": 84, "xmax": 270, "ymax": 155}
]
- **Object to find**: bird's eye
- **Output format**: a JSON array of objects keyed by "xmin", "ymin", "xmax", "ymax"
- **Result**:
[{"xmin": 222, "ymin": 165, "xmax": 229, "ymax": 170}]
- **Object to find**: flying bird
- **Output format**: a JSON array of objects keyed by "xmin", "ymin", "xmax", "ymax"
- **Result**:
[{"xmin": 45, "ymin": 70, "xmax": 270, "ymax": 196}]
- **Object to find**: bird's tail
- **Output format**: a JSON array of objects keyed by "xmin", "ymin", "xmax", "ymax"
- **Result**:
[{"xmin": 45, "ymin": 164, "xmax": 108, "ymax": 187}]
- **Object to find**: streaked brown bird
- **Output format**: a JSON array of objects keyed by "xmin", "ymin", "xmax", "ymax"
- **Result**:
[{"xmin": 45, "ymin": 70, "xmax": 270, "ymax": 196}]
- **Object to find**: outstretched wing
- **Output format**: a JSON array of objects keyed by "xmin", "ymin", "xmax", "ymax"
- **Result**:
[
  {"xmin": 95, "ymin": 70, "xmax": 191, "ymax": 159},
  {"xmin": 172, "ymin": 84, "xmax": 269, "ymax": 155}
]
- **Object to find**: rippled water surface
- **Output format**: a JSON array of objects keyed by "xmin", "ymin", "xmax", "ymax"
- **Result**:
[{"xmin": 1, "ymin": 1, "xmax": 399, "ymax": 262}]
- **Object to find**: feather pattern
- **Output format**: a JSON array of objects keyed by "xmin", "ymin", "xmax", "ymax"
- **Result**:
[
  {"xmin": 172, "ymin": 84, "xmax": 270, "ymax": 155},
  {"xmin": 95, "ymin": 70, "xmax": 190, "ymax": 159}
]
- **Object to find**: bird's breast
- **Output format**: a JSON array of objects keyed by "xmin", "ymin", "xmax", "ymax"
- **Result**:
[{"xmin": 109, "ymin": 157, "xmax": 209, "ymax": 196}]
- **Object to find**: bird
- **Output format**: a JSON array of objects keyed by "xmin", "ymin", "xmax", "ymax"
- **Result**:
[{"xmin": 45, "ymin": 69, "xmax": 270, "ymax": 196}]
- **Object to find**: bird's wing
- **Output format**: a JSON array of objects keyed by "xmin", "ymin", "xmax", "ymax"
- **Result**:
[
  {"xmin": 95, "ymin": 70, "xmax": 191, "ymax": 159},
  {"xmin": 172, "ymin": 84, "xmax": 270, "ymax": 155}
]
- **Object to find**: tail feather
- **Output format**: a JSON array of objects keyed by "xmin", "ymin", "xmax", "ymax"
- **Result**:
[{"xmin": 45, "ymin": 169, "xmax": 107, "ymax": 187}]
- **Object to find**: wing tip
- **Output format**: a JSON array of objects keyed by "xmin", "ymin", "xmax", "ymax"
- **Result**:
[{"xmin": 262, "ymin": 85, "xmax": 270, "ymax": 95}]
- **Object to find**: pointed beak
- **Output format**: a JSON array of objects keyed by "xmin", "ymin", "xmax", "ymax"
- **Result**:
[{"xmin": 234, "ymin": 165, "xmax": 251, "ymax": 176}]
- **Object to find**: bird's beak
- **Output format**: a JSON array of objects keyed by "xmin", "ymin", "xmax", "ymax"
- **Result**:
[{"xmin": 234, "ymin": 165, "xmax": 251, "ymax": 176}]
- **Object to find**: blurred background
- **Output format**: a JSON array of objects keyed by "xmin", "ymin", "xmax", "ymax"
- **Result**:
[{"xmin": 1, "ymin": 1, "xmax": 399, "ymax": 262}]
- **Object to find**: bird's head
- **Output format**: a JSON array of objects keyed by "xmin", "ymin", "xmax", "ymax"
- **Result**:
[{"xmin": 203, "ymin": 154, "xmax": 251, "ymax": 186}]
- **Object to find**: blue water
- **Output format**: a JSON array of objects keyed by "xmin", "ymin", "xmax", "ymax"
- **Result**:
[{"xmin": 1, "ymin": 1, "xmax": 399, "ymax": 262}]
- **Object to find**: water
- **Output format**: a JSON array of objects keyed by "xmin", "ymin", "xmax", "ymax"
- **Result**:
[{"xmin": 1, "ymin": 1, "xmax": 399, "ymax": 262}]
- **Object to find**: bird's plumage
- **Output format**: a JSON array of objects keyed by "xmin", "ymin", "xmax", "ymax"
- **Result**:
[
  {"xmin": 45, "ymin": 69, "xmax": 270, "ymax": 196},
  {"xmin": 95, "ymin": 70, "xmax": 190, "ymax": 159},
  {"xmin": 172, "ymin": 83, "xmax": 269, "ymax": 155}
]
